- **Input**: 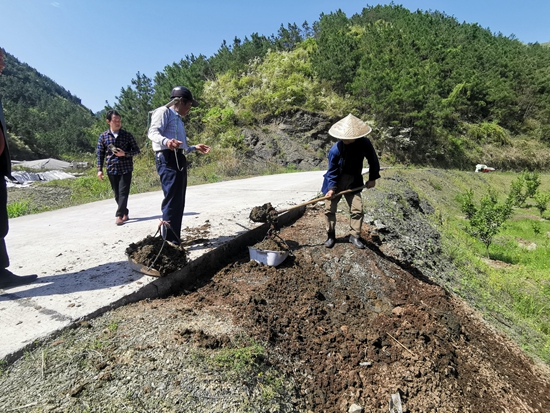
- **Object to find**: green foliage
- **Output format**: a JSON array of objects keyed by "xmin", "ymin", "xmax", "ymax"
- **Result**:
[
  {"xmin": 484, "ymin": 218, "xmax": 550, "ymax": 350},
  {"xmin": 202, "ymin": 44, "xmax": 354, "ymax": 123},
  {"xmin": 533, "ymin": 190, "xmax": 550, "ymax": 217},
  {"xmin": 188, "ymin": 335, "xmax": 288, "ymax": 404},
  {"xmin": 508, "ymin": 170, "xmax": 542, "ymax": 207},
  {"xmin": 107, "ymin": 320, "xmax": 119, "ymax": 332},
  {"xmin": 460, "ymin": 189, "xmax": 513, "ymax": 255},
  {"xmin": 385, "ymin": 168, "xmax": 550, "ymax": 361},
  {"xmin": 152, "ymin": 54, "xmax": 210, "ymax": 109},
  {"xmin": 201, "ymin": 106, "xmax": 239, "ymax": 138},
  {"xmin": 508, "ymin": 173, "xmax": 527, "ymax": 207},
  {"xmin": 111, "ymin": 72, "xmax": 154, "ymax": 146},
  {"xmin": 4, "ymin": 4, "xmax": 550, "ymax": 170},
  {"xmin": 50, "ymin": 174, "xmax": 112, "ymax": 204},
  {"xmin": 457, "ymin": 189, "xmax": 476, "ymax": 219},
  {"xmin": 210, "ymin": 33, "xmax": 275, "ymax": 75},
  {"xmin": 211, "ymin": 341, "xmax": 265, "ymax": 372},
  {"xmin": 311, "ymin": 5, "xmax": 550, "ymax": 165},
  {"xmin": 523, "ymin": 170, "xmax": 541, "ymax": 199},
  {"xmin": 7, "ymin": 199, "xmax": 35, "ymax": 218},
  {"xmin": 0, "ymin": 51, "xmax": 96, "ymax": 158},
  {"xmin": 312, "ymin": 10, "xmax": 360, "ymax": 93},
  {"xmin": 466, "ymin": 122, "xmax": 511, "ymax": 145}
]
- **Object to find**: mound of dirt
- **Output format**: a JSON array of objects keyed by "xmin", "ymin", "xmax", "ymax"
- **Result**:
[
  {"xmin": 249, "ymin": 202, "xmax": 278, "ymax": 224},
  {"xmin": 181, "ymin": 206, "xmax": 550, "ymax": 412}
]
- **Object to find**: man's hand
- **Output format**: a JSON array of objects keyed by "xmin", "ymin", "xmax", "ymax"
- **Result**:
[
  {"xmin": 365, "ymin": 180, "xmax": 376, "ymax": 189},
  {"xmin": 114, "ymin": 149, "xmax": 125, "ymax": 157},
  {"xmin": 326, "ymin": 189, "xmax": 335, "ymax": 198},
  {"xmin": 195, "ymin": 144, "xmax": 211, "ymax": 154},
  {"xmin": 167, "ymin": 139, "xmax": 182, "ymax": 150},
  {"xmin": 97, "ymin": 171, "xmax": 104, "ymax": 181}
]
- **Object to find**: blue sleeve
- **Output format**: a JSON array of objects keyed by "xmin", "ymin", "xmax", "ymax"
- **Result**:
[{"xmin": 321, "ymin": 143, "xmax": 341, "ymax": 194}]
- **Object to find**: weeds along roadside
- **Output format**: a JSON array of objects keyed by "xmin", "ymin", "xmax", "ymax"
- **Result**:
[{"xmin": 384, "ymin": 168, "xmax": 550, "ymax": 364}]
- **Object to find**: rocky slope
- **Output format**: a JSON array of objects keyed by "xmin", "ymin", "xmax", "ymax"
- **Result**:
[{"xmin": 241, "ymin": 110, "xmax": 337, "ymax": 171}]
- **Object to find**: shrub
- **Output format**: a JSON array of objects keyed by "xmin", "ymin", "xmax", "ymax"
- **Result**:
[
  {"xmin": 467, "ymin": 122, "xmax": 511, "ymax": 146},
  {"xmin": 533, "ymin": 191, "xmax": 550, "ymax": 217},
  {"xmin": 7, "ymin": 199, "xmax": 34, "ymax": 218},
  {"xmin": 460, "ymin": 189, "xmax": 514, "ymax": 256},
  {"xmin": 523, "ymin": 170, "xmax": 541, "ymax": 199}
]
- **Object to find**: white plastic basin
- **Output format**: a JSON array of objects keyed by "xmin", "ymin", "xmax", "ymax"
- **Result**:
[{"xmin": 248, "ymin": 247, "xmax": 289, "ymax": 267}]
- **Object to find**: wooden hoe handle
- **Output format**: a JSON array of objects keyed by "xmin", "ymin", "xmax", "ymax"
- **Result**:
[{"xmin": 275, "ymin": 184, "xmax": 367, "ymax": 215}]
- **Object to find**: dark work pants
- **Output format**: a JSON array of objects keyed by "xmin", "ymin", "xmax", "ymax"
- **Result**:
[
  {"xmin": 324, "ymin": 174, "xmax": 364, "ymax": 238},
  {"xmin": 108, "ymin": 172, "xmax": 132, "ymax": 218},
  {"xmin": 0, "ymin": 178, "xmax": 10, "ymax": 269},
  {"xmin": 156, "ymin": 150, "xmax": 187, "ymax": 244}
]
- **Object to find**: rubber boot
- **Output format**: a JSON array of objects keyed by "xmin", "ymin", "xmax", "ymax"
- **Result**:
[
  {"xmin": 324, "ymin": 231, "xmax": 336, "ymax": 248},
  {"xmin": 349, "ymin": 235, "xmax": 365, "ymax": 249}
]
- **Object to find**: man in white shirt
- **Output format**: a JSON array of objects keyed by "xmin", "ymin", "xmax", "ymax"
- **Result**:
[{"xmin": 147, "ymin": 86, "xmax": 210, "ymax": 245}]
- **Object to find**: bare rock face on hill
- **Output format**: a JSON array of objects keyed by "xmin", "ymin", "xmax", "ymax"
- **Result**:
[{"xmin": 242, "ymin": 110, "xmax": 336, "ymax": 170}]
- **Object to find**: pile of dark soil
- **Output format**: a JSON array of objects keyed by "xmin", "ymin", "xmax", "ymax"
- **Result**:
[
  {"xmin": 252, "ymin": 231, "xmax": 290, "ymax": 252},
  {"xmin": 125, "ymin": 222, "xmax": 213, "ymax": 276},
  {"xmin": 182, "ymin": 206, "xmax": 550, "ymax": 412}
]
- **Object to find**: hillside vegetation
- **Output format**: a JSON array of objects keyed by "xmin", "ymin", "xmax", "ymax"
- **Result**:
[
  {"xmin": 108, "ymin": 5, "xmax": 550, "ymax": 171},
  {"xmin": 0, "ymin": 53, "xmax": 96, "ymax": 159},
  {"xmin": 2, "ymin": 4, "xmax": 550, "ymax": 172}
]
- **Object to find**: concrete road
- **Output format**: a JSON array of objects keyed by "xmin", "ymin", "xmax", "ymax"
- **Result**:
[{"xmin": 0, "ymin": 170, "xmax": 328, "ymax": 361}]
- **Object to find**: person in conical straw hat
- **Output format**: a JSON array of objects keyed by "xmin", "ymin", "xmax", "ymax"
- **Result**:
[{"xmin": 321, "ymin": 114, "xmax": 380, "ymax": 249}]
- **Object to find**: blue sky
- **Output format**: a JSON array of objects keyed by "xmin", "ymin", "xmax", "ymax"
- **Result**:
[{"xmin": 2, "ymin": 0, "xmax": 549, "ymax": 113}]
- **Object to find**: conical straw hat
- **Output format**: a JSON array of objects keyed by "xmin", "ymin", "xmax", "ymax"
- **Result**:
[{"xmin": 328, "ymin": 114, "xmax": 372, "ymax": 140}]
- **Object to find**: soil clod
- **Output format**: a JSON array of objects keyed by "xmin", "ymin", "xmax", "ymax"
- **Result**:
[{"xmin": 249, "ymin": 202, "xmax": 278, "ymax": 225}]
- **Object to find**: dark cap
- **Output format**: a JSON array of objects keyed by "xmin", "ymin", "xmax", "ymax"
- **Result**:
[{"xmin": 170, "ymin": 86, "xmax": 199, "ymax": 107}]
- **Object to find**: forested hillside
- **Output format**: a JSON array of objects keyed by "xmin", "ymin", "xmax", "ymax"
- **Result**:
[
  {"xmin": 0, "ymin": 52, "xmax": 96, "ymax": 159},
  {"xmin": 3, "ymin": 4, "xmax": 550, "ymax": 170},
  {"xmin": 112, "ymin": 5, "xmax": 550, "ymax": 171}
]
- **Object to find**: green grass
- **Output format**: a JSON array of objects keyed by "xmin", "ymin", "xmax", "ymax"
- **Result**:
[
  {"xmin": 212, "ymin": 341, "xmax": 266, "ymax": 371},
  {"xmin": 385, "ymin": 168, "xmax": 550, "ymax": 362},
  {"xmin": 190, "ymin": 335, "xmax": 287, "ymax": 403},
  {"xmin": 7, "ymin": 199, "xmax": 36, "ymax": 218}
]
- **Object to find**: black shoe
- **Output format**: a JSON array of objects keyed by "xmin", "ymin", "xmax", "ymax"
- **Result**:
[
  {"xmin": 324, "ymin": 231, "xmax": 336, "ymax": 248},
  {"xmin": 0, "ymin": 269, "xmax": 38, "ymax": 289},
  {"xmin": 349, "ymin": 235, "xmax": 365, "ymax": 249}
]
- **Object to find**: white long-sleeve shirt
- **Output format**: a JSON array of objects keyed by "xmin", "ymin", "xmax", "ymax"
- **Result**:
[{"xmin": 147, "ymin": 106, "xmax": 196, "ymax": 154}]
